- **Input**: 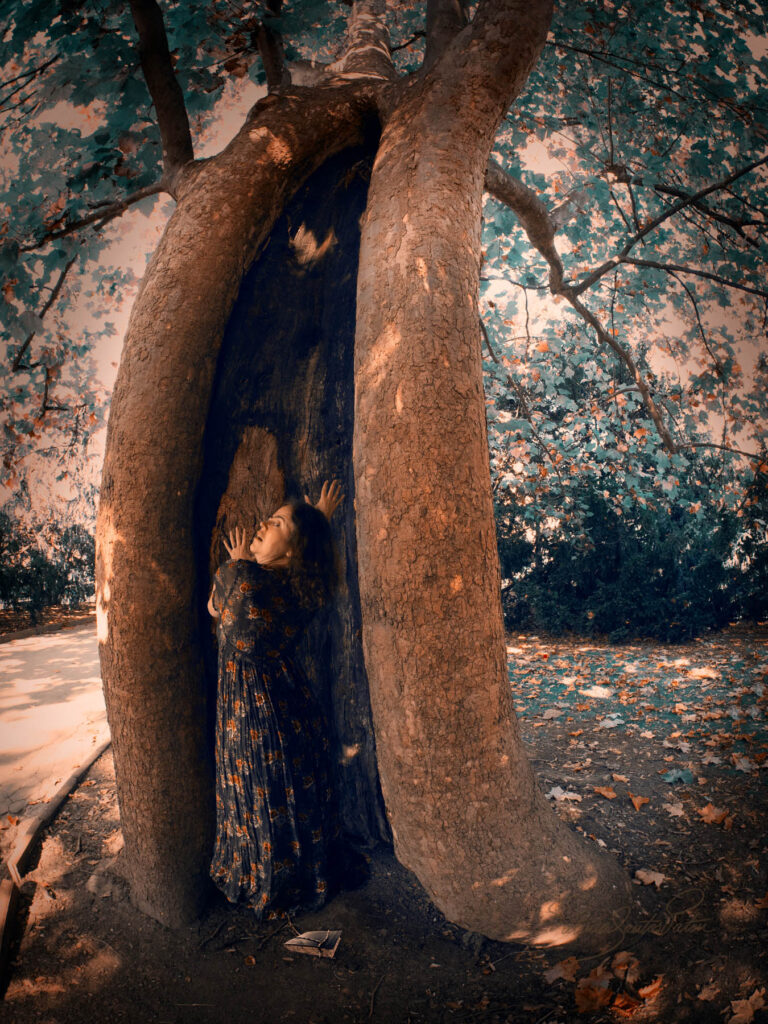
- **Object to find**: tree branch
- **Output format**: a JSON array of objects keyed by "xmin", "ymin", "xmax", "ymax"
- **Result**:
[
  {"xmin": 678, "ymin": 441, "xmax": 759, "ymax": 460},
  {"xmin": 425, "ymin": 0, "xmax": 467, "ymax": 70},
  {"xmin": 253, "ymin": 0, "xmax": 291, "ymax": 93},
  {"xmin": 572, "ymin": 153, "xmax": 768, "ymax": 296},
  {"xmin": 0, "ymin": 54, "xmax": 59, "ymax": 92},
  {"xmin": 668, "ymin": 271, "xmax": 724, "ymax": 376},
  {"xmin": 40, "ymin": 365, "xmax": 68, "ymax": 416},
  {"xmin": 20, "ymin": 182, "xmax": 165, "ymax": 253},
  {"xmin": 654, "ymin": 183, "xmax": 764, "ymax": 246},
  {"xmin": 327, "ymin": 0, "xmax": 397, "ymax": 81},
  {"xmin": 621, "ymin": 257, "xmax": 768, "ymax": 300},
  {"xmin": 484, "ymin": 159, "xmax": 564, "ymax": 290},
  {"xmin": 565, "ymin": 293, "xmax": 678, "ymax": 453},
  {"xmin": 484, "ymin": 160, "xmax": 680, "ymax": 453},
  {"xmin": 129, "ymin": 0, "xmax": 194, "ymax": 181},
  {"xmin": 11, "ymin": 255, "xmax": 78, "ymax": 372}
]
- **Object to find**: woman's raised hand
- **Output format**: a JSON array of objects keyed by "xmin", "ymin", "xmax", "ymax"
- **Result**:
[
  {"xmin": 223, "ymin": 526, "xmax": 253, "ymax": 560},
  {"xmin": 308, "ymin": 479, "xmax": 344, "ymax": 521}
]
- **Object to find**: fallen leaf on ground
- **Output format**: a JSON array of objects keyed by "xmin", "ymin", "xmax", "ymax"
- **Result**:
[
  {"xmin": 611, "ymin": 952, "xmax": 641, "ymax": 985},
  {"xmin": 638, "ymin": 976, "xmax": 664, "ymax": 1001},
  {"xmin": 729, "ymin": 988, "xmax": 765, "ymax": 1024},
  {"xmin": 546, "ymin": 786, "xmax": 582, "ymax": 802},
  {"xmin": 612, "ymin": 773, "xmax": 629, "ymax": 783},
  {"xmin": 688, "ymin": 666, "xmax": 719, "ymax": 680},
  {"xmin": 662, "ymin": 769, "xmax": 694, "ymax": 784},
  {"xmin": 594, "ymin": 786, "xmax": 618, "ymax": 800},
  {"xmin": 575, "ymin": 966, "xmax": 614, "ymax": 1012},
  {"xmin": 629, "ymin": 792, "xmax": 650, "ymax": 811},
  {"xmin": 698, "ymin": 983, "xmax": 720, "ymax": 1001},
  {"xmin": 544, "ymin": 956, "xmax": 580, "ymax": 984},
  {"xmin": 634, "ymin": 869, "xmax": 666, "ymax": 888},
  {"xmin": 698, "ymin": 803, "xmax": 728, "ymax": 825},
  {"xmin": 662, "ymin": 802, "xmax": 685, "ymax": 817}
]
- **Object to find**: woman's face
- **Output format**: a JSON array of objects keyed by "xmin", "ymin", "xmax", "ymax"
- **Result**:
[{"xmin": 250, "ymin": 505, "xmax": 296, "ymax": 567}]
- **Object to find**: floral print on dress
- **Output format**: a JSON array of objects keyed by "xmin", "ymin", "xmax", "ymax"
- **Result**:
[{"xmin": 210, "ymin": 559, "xmax": 336, "ymax": 919}]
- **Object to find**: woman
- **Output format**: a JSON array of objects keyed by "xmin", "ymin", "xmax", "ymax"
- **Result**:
[{"xmin": 207, "ymin": 481, "xmax": 343, "ymax": 919}]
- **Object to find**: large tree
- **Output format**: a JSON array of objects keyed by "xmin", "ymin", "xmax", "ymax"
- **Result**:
[{"xmin": 2, "ymin": 0, "xmax": 766, "ymax": 944}]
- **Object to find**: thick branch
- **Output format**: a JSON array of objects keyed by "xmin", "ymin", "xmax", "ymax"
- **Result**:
[
  {"xmin": 11, "ymin": 255, "xmax": 78, "ymax": 372},
  {"xmin": 328, "ymin": 0, "xmax": 397, "ymax": 81},
  {"xmin": 484, "ymin": 159, "xmax": 564, "ymax": 289},
  {"xmin": 573, "ymin": 154, "xmax": 768, "ymax": 296},
  {"xmin": 20, "ymin": 182, "xmax": 164, "ymax": 254},
  {"xmin": 129, "ymin": 0, "xmax": 194, "ymax": 179},
  {"xmin": 424, "ymin": 0, "xmax": 467, "ymax": 69},
  {"xmin": 254, "ymin": 0, "xmax": 291, "ymax": 93}
]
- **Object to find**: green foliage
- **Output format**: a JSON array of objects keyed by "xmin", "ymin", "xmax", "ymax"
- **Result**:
[
  {"xmin": 0, "ymin": 0, "xmax": 766, "ymax": 616},
  {"xmin": 497, "ymin": 462, "xmax": 768, "ymax": 642},
  {"xmin": 0, "ymin": 508, "xmax": 94, "ymax": 620}
]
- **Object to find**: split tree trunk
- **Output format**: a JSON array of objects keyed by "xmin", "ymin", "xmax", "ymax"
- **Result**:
[
  {"xmin": 97, "ymin": 0, "xmax": 633, "ymax": 945},
  {"xmin": 196, "ymin": 143, "xmax": 388, "ymax": 845},
  {"xmin": 352, "ymin": 3, "xmax": 632, "ymax": 945}
]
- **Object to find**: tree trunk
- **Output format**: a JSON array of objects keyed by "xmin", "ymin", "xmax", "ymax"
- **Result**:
[
  {"xmin": 352, "ymin": 6, "xmax": 632, "ymax": 946},
  {"xmin": 96, "ymin": 85, "xmax": 379, "ymax": 926},
  {"xmin": 97, "ymin": 2, "xmax": 633, "ymax": 945}
]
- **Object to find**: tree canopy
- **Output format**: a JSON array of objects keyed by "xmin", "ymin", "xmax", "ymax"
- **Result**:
[{"xmin": 1, "ymin": 0, "xmax": 767, "ymax": 568}]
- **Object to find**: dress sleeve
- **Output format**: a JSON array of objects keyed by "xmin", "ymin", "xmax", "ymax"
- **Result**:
[{"xmin": 213, "ymin": 559, "xmax": 279, "ymax": 641}]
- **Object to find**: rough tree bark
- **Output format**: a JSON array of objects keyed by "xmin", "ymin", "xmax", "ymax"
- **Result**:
[
  {"xmin": 353, "ymin": 0, "xmax": 630, "ymax": 947},
  {"xmin": 97, "ymin": 0, "xmax": 633, "ymax": 944}
]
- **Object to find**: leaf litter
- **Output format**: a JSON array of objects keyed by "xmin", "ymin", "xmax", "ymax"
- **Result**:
[{"xmin": 510, "ymin": 624, "xmax": 767, "ymax": 1020}]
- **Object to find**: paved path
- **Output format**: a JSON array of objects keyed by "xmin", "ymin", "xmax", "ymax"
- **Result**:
[{"xmin": 0, "ymin": 623, "xmax": 109, "ymax": 861}]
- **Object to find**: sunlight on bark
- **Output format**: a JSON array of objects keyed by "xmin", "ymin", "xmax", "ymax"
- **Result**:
[
  {"xmin": 247, "ymin": 126, "xmax": 293, "ymax": 167},
  {"xmin": 356, "ymin": 322, "xmax": 402, "ymax": 390},
  {"xmin": 290, "ymin": 224, "xmax": 337, "ymax": 265},
  {"xmin": 96, "ymin": 514, "xmax": 124, "ymax": 645}
]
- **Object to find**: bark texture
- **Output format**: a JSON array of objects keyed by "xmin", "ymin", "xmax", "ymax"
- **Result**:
[
  {"xmin": 352, "ymin": 0, "xmax": 632, "ymax": 947},
  {"xmin": 96, "ymin": 85, "xmax": 378, "ymax": 925}
]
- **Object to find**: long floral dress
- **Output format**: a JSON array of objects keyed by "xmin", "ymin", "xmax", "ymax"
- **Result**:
[{"xmin": 210, "ymin": 558, "xmax": 335, "ymax": 918}]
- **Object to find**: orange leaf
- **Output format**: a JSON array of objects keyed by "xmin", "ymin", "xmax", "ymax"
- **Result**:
[
  {"xmin": 638, "ymin": 976, "xmax": 664, "ymax": 1001},
  {"xmin": 612, "ymin": 991, "xmax": 643, "ymax": 1015},
  {"xmin": 697, "ymin": 803, "xmax": 728, "ymax": 825},
  {"xmin": 544, "ymin": 956, "xmax": 580, "ymax": 984},
  {"xmin": 536, "ymin": 341, "xmax": 550, "ymax": 353},
  {"xmin": 575, "ymin": 984, "xmax": 613, "ymax": 1013},
  {"xmin": 629, "ymin": 792, "xmax": 650, "ymax": 812},
  {"xmin": 594, "ymin": 786, "xmax": 617, "ymax": 800}
]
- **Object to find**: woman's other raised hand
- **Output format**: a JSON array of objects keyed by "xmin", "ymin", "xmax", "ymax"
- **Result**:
[
  {"xmin": 307, "ymin": 479, "xmax": 344, "ymax": 521},
  {"xmin": 223, "ymin": 526, "xmax": 253, "ymax": 560}
]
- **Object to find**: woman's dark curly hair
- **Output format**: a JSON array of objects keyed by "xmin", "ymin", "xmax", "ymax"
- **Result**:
[{"xmin": 286, "ymin": 500, "xmax": 339, "ymax": 612}]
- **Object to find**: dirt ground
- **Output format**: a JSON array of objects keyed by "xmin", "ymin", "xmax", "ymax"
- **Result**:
[{"xmin": 2, "ymin": 627, "xmax": 767, "ymax": 1024}]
